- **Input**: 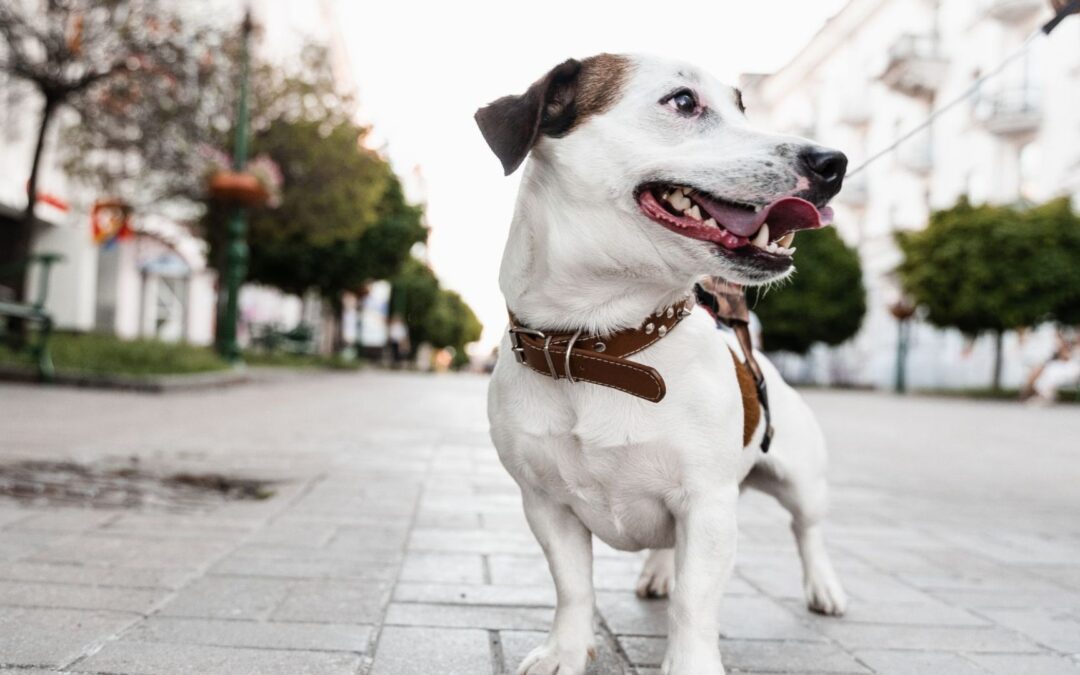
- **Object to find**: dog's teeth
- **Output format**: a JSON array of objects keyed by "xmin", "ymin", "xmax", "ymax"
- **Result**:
[
  {"xmin": 753, "ymin": 204, "xmax": 763, "ymax": 213},
  {"xmin": 752, "ymin": 223, "xmax": 770, "ymax": 248},
  {"xmin": 779, "ymin": 232, "xmax": 795, "ymax": 248},
  {"xmin": 788, "ymin": 246, "xmax": 797, "ymax": 254},
  {"xmin": 767, "ymin": 241, "xmax": 779, "ymax": 253},
  {"xmin": 704, "ymin": 217, "xmax": 718, "ymax": 228},
  {"xmin": 686, "ymin": 205, "xmax": 702, "ymax": 221}
]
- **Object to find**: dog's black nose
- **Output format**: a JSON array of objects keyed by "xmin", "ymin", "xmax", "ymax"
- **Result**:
[{"xmin": 799, "ymin": 147, "xmax": 848, "ymax": 197}]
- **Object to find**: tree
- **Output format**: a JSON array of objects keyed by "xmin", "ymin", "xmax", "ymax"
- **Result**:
[
  {"xmin": 63, "ymin": 41, "xmax": 352, "ymax": 210},
  {"xmin": 0, "ymin": 0, "xmax": 213, "ymax": 300},
  {"xmin": 754, "ymin": 226, "xmax": 866, "ymax": 355},
  {"xmin": 894, "ymin": 197, "xmax": 1080, "ymax": 390},
  {"xmin": 391, "ymin": 258, "xmax": 483, "ymax": 367},
  {"xmin": 201, "ymin": 118, "xmax": 426, "ymax": 318},
  {"xmin": 1024, "ymin": 198, "xmax": 1080, "ymax": 326}
]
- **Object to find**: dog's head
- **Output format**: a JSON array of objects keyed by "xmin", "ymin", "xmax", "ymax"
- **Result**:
[{"xmin": 475, "ymin": 54, "xmax": 846, "ymax": 286}]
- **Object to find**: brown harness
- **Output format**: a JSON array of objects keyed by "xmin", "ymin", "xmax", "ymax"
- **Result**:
[
  {"xmin": 507, "ymin": 280, "xmax": 775, "ymax": 451},
  {"xmin": 694, "ymin": 280, "xmax": 774, "ymax": 452}
]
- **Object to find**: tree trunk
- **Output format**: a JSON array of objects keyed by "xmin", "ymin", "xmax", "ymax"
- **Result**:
[
  {"xmin": 991, "ymin": 329, "xmax": 1004, "ymax": 392},
  {"xmin": 1, "ymin": 96, "xmax": 57, "ymax": 303}
]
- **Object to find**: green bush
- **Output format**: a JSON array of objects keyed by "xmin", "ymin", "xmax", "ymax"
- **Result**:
[{"xmin": 754, "ymin": 226, "xmax": 866, "ymax": 354}]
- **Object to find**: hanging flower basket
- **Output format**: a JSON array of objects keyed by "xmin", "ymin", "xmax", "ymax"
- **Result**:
[
  {"xmin": 208, "ymin": 171, "xmax": 270, "ymax": 207},
  {"xmin": 888, "ymin": 300, "xmax": 917, "ymax": 321},
  {"xmin": 200, "ymin": 146, "xmax": 283, "ymax": 208}
]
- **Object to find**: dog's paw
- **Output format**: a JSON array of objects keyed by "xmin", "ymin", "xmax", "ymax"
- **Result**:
[
  {"xmin": 805, "ymin": 567, "xmax": 849, "ymax": 616},
  {"xmin": 660, "ymin": 641, "xmax": 725, "ymax": 675},
  {"xmin": 516, "ymin": 640, "xmax": 597, "ymax": 675},
  {"xmin": 636, "ymin": 548, "xmax": 675, "ymax": 599}
]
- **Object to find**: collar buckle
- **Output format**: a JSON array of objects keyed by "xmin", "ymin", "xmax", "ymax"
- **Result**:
[{"xmin": 508, "ymin": 325, "xmax": 545, "ymax": 364}]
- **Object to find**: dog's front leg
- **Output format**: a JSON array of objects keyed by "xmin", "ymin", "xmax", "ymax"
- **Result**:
[
  {"xmin": 662, "ymin": 485, "xmax": 739, "ymax": 675},
  {"xmin": 517, "ymin": 488, "xmax": 596, "ymax": 675}
]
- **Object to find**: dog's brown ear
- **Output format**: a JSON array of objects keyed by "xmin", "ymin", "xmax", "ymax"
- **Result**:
[{"xmin": 474, "ymin": 59, "xmax": 583, "ymax": 176}]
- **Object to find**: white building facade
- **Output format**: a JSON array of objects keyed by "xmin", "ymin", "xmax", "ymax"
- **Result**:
[{"xmin": 742, "ymin": 0, "xmax": 1080, "ymax": 390}]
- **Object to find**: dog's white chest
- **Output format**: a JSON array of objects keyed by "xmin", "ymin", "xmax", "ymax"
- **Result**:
[{"xmin": 488, "ymin": 314, "xmax": 754, "ymax": 551}]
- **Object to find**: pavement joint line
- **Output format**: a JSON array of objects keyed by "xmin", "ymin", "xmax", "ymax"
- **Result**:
[
  {"xmin": 945, "ymin": 605, "xmax": 1076, "ymax": 657},
  {"xmin": 355, "ymin": 453, "xmax": 428, "ymax": 675},
  {"xmin": 57, "ymin": 472, "xmax": 326, "ymax": 672},
  {"xmin": 487, "ymin": 629, "xmax": 507, "ymax": 675},
  {"xmin": 594, "ymin": 606, "xmax": 640, "ymax": 674},
  {"xmin": 481, "ymin": 553, "xmax": 493, "ymax": 584}
]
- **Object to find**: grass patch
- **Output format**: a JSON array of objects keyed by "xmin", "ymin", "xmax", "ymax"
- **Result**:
[
  {"xmin": 916, "ymin": 387, "xmax": 1080, "ymax": 404},
  {"xmin": 0, "ymin": 331, "xmax": 229, "ymax": 376},
  {"xmin": 243, "ymin": 350, "xmax": 363, "ymax": 370},
  {"xmin": 0, "ymin": 331, "xmax": 364, "ymax": 378}
]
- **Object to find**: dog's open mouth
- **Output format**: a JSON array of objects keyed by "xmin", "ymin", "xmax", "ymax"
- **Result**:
[{"xmin": 635, "ymin": 183, "xmax": 834, "ymax": 260}]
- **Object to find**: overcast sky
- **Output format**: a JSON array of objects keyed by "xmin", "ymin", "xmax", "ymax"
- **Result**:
[{"xmin": 335, "ymin": 0, "xmax": 849, "ymax": 350}]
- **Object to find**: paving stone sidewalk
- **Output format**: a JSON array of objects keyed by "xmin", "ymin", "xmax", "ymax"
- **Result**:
[{"xmin": 1, "ymin": 371, "xmax": 1079, "ymax": 674}]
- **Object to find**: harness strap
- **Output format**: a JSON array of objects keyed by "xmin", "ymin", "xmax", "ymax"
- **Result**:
[{"xmin": 694, "ymin": 281, "xmax": 774, "ymax": 452}]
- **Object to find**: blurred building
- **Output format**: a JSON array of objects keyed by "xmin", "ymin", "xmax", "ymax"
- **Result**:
[
  {"xmin": 742, "ymin": 0, "xmax": 1080, "ymax": 389},
  {"xmin": 0, "ymin": 0, "xmax": 353, "ymax": 347}
]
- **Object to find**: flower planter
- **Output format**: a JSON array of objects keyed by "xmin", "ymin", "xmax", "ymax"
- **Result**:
[
  {"xmin": 889, "ymin": 301, "xmax": 917, "ymax": 320},
  {"xmin": 208, "ymin": 171, "xmax": 270, "ymax": 207}
]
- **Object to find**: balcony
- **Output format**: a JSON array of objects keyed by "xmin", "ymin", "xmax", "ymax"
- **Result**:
[
  {"xmin": 837, "ymin": 97, "xmax": 871, "ymax": 127},
  {"xmin": 986, "ymin": 0, "xmax": 1045, "ymax": 22},
  {"xmin": 975, "ymin": 88, "xmax": 1043, "ymax": 137},
  {"xmin": 879, "ymin": 34, "xmax": 947, "ymax": 99}
]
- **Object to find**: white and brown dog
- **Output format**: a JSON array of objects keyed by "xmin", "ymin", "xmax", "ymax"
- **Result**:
[{"xmin": 477, "ymin": 54, "xmax": 849, "ymax": 675}]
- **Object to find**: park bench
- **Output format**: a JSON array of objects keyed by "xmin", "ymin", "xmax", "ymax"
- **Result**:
[{"xmin": 0, "ymin": 253, "xmax": 62, "ymax": 381}]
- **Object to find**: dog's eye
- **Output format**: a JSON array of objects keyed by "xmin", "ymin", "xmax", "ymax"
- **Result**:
[{"xmin": 664, "ymin": 89, "xmax": 700, "ymax": 116}]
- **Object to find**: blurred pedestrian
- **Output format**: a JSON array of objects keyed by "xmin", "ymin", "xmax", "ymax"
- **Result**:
[{"xmin": 1023, "ymin": 330, "xmax": 1080, "ymax": 404}]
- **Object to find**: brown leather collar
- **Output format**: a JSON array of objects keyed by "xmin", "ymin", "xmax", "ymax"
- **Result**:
[{"xmin": 508, "ymin": 297, "xmax": 694, "ymax": 402}]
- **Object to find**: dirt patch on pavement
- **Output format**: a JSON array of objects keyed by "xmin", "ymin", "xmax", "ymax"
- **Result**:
[{"xmin": 0, "ymin": 460, "xmax": 276, "ymax": 511}]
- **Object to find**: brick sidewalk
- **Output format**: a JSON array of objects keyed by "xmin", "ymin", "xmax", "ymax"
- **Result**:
[{"xmin": 0, "ymin": 372, "xmax": 1078, "ymax": 674}]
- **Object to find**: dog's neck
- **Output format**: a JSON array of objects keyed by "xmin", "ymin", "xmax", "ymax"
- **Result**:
[{"xmin": 500, "ymin": 159, "xmax": 697, "ymax": 335}]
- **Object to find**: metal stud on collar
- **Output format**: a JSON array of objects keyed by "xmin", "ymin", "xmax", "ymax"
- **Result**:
[{"xmin": 644, "ymin": 322, "xmax": 655, "ymax": 335}]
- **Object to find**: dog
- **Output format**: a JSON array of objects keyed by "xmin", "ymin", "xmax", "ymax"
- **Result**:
[{"xmin": 476, "ymin": 53, "xmax": 849, "ymax": 675}]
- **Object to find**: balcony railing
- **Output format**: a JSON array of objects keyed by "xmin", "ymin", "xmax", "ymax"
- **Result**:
[
  {"xmin": 985, "ymin": 0, "xmax": 1045, "ymax": 22},
  {"xmin": 879, "ymin": 34, "xmax": 947, "ymax": 99},
  {"xmin": 975, "ymin": 88, "xmax": 1043, "ymax": 136}
]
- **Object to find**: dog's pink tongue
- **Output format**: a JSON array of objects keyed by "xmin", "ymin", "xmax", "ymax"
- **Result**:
[{"xmin": 697, "ymin": 195, "xmax": 832, "ymax": 237}]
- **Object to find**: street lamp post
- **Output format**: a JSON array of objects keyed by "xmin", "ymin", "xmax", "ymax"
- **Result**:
[
  {"xmin": 889, "ymin": 300, "xmax": 917, "ymax": 394},
  {"xmin": 216, "ymin": 11, "xmax": 254, "ymax": 363}
]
